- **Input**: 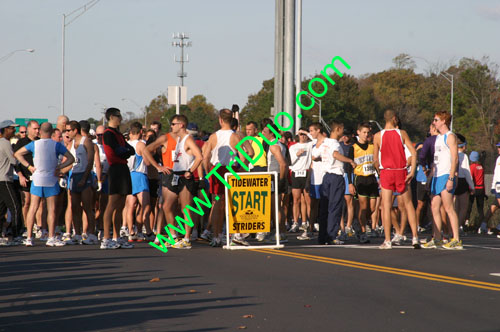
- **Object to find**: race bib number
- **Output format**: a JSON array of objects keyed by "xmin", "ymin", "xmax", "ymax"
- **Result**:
[
  {"xmin": 270, "ymin": 180, "xmax": 275, "ymax": 192},
  {"xmin": 171, "ymin": 174, "xmax": 179, "ymax": 186},
  {"xmin": 294, "ymin": 170, "xmax": 307, "ymax": 178},
  {"xmin": 74, "ymin": 157, "xmax": 80, "ymax": 166},
  {"xmin": 496, "ymin": 183, "xmax": 500, "ymax": 193},
  {"xmin": 433, "ymin": 154, "xmax": 439, "ymax": 164},
  {"xmin": 363, "ymin": 164, "xmax": 375, "ymax": 175}
]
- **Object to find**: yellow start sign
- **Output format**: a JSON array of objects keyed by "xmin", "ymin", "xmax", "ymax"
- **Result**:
[{"xmin": 227, "ymin": 173, "xmax": 272, "ymax": 234}]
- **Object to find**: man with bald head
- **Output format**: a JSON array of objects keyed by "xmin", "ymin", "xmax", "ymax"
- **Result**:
[
  {"xmin": 15, "ymin": 122, "xmax": 75, "ymax": 247},
  {"xmin": 56, "ymin": 115, "xmax": 69, "ymax": 133}
]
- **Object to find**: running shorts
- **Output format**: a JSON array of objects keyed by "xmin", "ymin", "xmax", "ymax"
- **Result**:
[
  {"xmin": 108, "ymin": 163, "xmax": 132, "ymax": 196},
  {"xmin": 354, "ymin": 174, "xmax": 379, "ymax": 198},
  {"xmin": 379, "ymin": 169, "xmax": 407, "ymax": 194}
]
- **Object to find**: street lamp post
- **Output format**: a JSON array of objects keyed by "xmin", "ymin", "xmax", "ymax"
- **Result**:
[
  {"xmin": 61, "ymin": 0, "xmax": 99, "ymax": 116},
  {"xmin": 0, "ymin": 49, "xmax": 35, "ymax": 64},
  {"xmin": 94, "ymin": 102, "xmax": 107, "ymax": 125},
  {"xmin": 412, "ymin": 56, "xmax": 454, "ymax": 130},
  {"xmin": 122, "ymin": 98, "xmax": 146, "ymax": 127},
  {"xmin": 307, "ymin": 93, "xmax": 329, "ymax": 133}
]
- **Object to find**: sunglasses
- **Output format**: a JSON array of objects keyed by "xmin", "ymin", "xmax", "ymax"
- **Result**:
[
  {"xmin": 19, "ymin": 131, "xmax": 26, "ymax": 134},
  {"xmin": 97, "ymin": 133, "xmax": 103, "ymax": 137},
  {"xmin": 171, "ymin": 123, "xmax": 182, "ymax": 126}
]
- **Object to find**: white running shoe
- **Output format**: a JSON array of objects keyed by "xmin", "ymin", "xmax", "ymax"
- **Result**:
[
  {"xmin": 289, "ymin": 222, "xmax": 299, "ymax": 233},
  {"xmin": 256, "ymin": 232, "xmax": 266, "ymax": 242},
  {"xmin": 119, "ymin": 226, "xmax": 129, "ymax": 238},
  {"xmin": 391, "ymin": 233, "xmax": 404, "ymax": 245},
  {"xmin": 100, "ymin": 239, "xmax": 120, "ymax": 249},
  {"xmin": 24, "ymin": 238, "xmax": 34, "ymax": 247},
  {"xmin": 200, "ymin": 229, "xmax": 212, "ymax": 241},
  {"xmin": 39, "ymin": 230, "xmax": 48, "ymax": 241},
  {"xmin": 379, "ymin": 240, "xmax": 392, "ymax": 249},
  {"xmin": 46, "ymin": 237, "xmax": 66, "ymax": 247},
  {"xmin": 82, "ymin": 234, "xmax": 98, "ymax": 245},
  {"xmin": 314, "ymin": 223, "xmax": 320, "ymax": 232},
  {"xmin": 297, "ymin": 231, "xmax": 313, "ymax": 240}
]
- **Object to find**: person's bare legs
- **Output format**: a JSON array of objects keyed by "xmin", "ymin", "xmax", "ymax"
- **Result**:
[
  {"xmin": 401, "ymin": 189, "xmax": 419, "ymax": 239},
  {"xmin": 46, "ymin": 196, "xmax": 57, "ymax": 238},
  {"xmin": 65, "ymin": 190, "xmax": 73, "ymax": 234},
  {"xmin": 126, "ymin": 194, "xmax": 137, "ymax": 235},
  {"xmin": 431, "ymin": 195, "xmax": 444, "ymax": 240},
  {"xmin": 358, "ymin": 196, "xmax": 369, "ymax": 233},
  {"xmin": 26, "ymin": 195, "xmax": 41, "ymax": 239},
  {"xmin": 178, "ymin": 187, "xmax": 193, "ymax": 239},
  {"xmin": 381, "ymin": 188, "xmax": 394, "ymax": 242},
  {"xmin": 441, "ymin": 190, "xmax": 460, "ymax": 240},
  {"xmin": 137, "ymin": 191, "xmax": 152, "ymax": 234},
  {"xmin": 292, "ymin": 188, "xmax": 302, "ymax": 224},
  {"xmin": 103, "ymin": 194, "xmax": 125, "ymax": 240},
  {"xmin": 344, "ymin": 194, "xmax": 354, "ymax": 230}
]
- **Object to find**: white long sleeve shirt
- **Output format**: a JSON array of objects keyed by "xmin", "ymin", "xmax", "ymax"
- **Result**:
[{"xmin": 492, "ymin": 155, "xmax": 500, "ymax": 192}]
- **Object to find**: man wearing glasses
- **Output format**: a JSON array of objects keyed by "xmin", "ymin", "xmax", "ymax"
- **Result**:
[
  {"xmin": 423, "ymin": 111, "xmax": 462, "ymax": 250},
  {"xmin": 0, "ymin": 120, "xmax": 23, "ymax": 244},
  {"xmin": 13, "ymin": 120, "xmax": 41, "ymax": 237},
  {"xmin": 18, "ymin": 126, "xmax": 27, "ymax": 139},
  {"xmin": 100, "ymin": 108, "xmax": 135, "ymax": 249}
]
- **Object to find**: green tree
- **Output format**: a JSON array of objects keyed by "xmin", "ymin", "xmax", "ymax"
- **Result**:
[{"xmin": 240, "ymin": 78, "xmax": 274, "ymax": 126}]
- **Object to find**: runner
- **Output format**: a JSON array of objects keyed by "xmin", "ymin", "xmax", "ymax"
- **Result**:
[
  {"xmin": 454, "ymin": 134, "xmax": 474, "ymax": 231},
  {"xmin": 423, "ymin": 111, "xmax": 462, "ymax": 249},
  {"xmin": 345, "ymin": 122, "xmax": 377, "ymax": 244},
  {"xmin": 468, "ymin": 151, "xmax": 486, "ymax": 233},
  {"xmin": 125, "ymin": 122, "xmax": 153, "ymax": 243},
  {"xmin": 319, "ymin": 121, "xmax": 356, "ymax": 245},
  {"xmin": 143, "ymin": 121, "xmax": 179, "ymax": 245},
  {"xmin": 65, "ymin": 120, "xmax": 96, "ymax": 245},
  {"xmin": 489, "ymin": 142, "xmax": 500, "ymax": 236},
  {"xmin": 100, "ymin": 108, "xmax": 135, "ymax": 249},
  {"xmin": 202, "ymin": 109, "xmax": 245, "ymax": 247},
  {"xmin": 94, "ymin": 125, "xmax": 109, "ymax": 240},
  {"xmin": 15, "ymin": 122, "xmax": 74, "ymax": 247},
  {"xmin": 0, "ymin": 120, "xmax": 23, "ymax": 244},
  {"xmin": 373, "ymin": 110, "xmax": 421, "ymax": 249},
  {"xmin": 289, "ymin": 128, "xmax": 313, "ymax": 240},
  {"xmin": 261, "ymin": 119, "xmax": 289, "ymax": 243}
]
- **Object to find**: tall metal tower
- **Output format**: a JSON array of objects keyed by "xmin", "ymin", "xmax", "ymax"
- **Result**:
[{"xmin": 172, "ymin": 33, "xmax": 191, "ymax": 86}]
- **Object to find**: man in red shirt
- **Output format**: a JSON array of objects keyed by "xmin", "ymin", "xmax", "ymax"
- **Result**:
[{"xmin": 468, "ymin": 151, "xmax": 486, "ymax": 232}]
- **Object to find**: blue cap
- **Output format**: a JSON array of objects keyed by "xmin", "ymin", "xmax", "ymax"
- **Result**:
[
  {"xmin": 470, "ymin": 151, "xmax": 479, "ymax": 162},
  {"xmin": 187, "ymin": 123, "xmax": 198, "ymax": 131},
  {"xmin": 497, "ymin": 142, "xmax": 500, "ymax": 147},
  {"xmin": 0, "ymin": 120, "xmax": 19, "ymax": 129}
]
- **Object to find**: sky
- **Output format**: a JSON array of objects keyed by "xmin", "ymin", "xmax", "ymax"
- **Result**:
[{"xmin": 1, "ymin": 0, "xmax": 500, "ymax": 124}]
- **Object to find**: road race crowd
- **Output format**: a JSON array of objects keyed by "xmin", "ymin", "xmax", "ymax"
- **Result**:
[{"xmin": 1, "ymin": 107, "xmax": 500, "ymax": 250}]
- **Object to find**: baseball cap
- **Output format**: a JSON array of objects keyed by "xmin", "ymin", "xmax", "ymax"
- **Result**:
[
  {"xmin": 496, "ymin": 142, "xmax": 500, "ymax": 147},
  {"xmin": 0, "ymin": 120, "xmax": 19, "ymax": 129},
  {"xmin": 469, "ymin": 151, "xmax": 479, "ymax": 162},
  {"xmin": 187, "ymin": 123, "xmax": 198, "ymax": 131}
]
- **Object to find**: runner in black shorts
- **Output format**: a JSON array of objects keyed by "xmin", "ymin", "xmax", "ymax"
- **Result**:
[
  {"xmin": 162, "ymin": 172, "xmax": 198, "ymax": 196},
  {"xmin": 346, "ymin": 122, "xmax": 378, "ymax": 244},
  {"xmin": 101, "ymin": 108, "xmax": 135, "ymax": 249}
]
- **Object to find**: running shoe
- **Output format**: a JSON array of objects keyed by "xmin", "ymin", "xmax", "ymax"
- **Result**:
[
  {"xmin": 299, "ymin": 222, "xmax": 309, "ymax": 232},
  {"xmin": 358, "ymin": 232, "xmax": 370, "ymax": 244},
  {"xmin": 209, "ymin": 237, "xmax": 221, "ymax": 247},
  {"xmin": 379, "ymin": 240, "xmax": 392, "ymax": 249},
  {"xmin": 200, "ymin": 229, "xmax": 212, "ymax": 241},
  {"xmin": 256, "ymin": 232, "xmax": 266, "ymax": 242},
  {"xmin": 280, "ymin": 233, "xmax": 288, "ymax": 244},
  {"xmin": 442, "ymin": 238, "xmax": 463, "ymax": 250},
  {"xmin": 117, "ymin": 238, "xmax": 134, "ymax": 249},
  {"xmin": 46, "ymin": 237, "xmax": 66, "ymax": 247},
  {"xmin": 128, "ymin": 233, "xmax": 138, "ymax": 242},
  {"xmin": 65, "ymin": 234, "xmax": 82, "ymax": 245},
  {"xmin": 100, "ymin": 239, "xmax": 120, "ymax": 249},
  {"xmin": 136, "ymin": 233, "xmax": 147, "ymax": 242},
  {"xmin": 297, "ymin": 231, "xmax": 313, "ymax": 240},
  {"xmin": 232, "ymin": 235, "xmax": 250, "ymax": 246},
  {"xmin": 191, "ymin": 229, "xmax": 199, "ymax": 241},
  {"xmin": 39, "ymin": 230, "xmax": 48, "ymax": 242},
  {"xmin": 24, "ymin": 238, "xmax": 34, "ymax": 247},
  {"xmin": 119, "ymin": 226, "xmax": 129, "ymax": 238},
  {"xmin": 314, "ymin": 223, "xmax": 319, "ymax": 232},
  {"xmin": 345, "ymin": 227, "xmax": 355, "ymax": 237},
  {"xmin": 391, "ymin": 233, "xmax": 404, "ymax": 245},
  {"xmin": 82, "ymin": 234, "xmax": 99, "ymax": 245},
  {"xmin": 0, "ymin": 238, "xmax": 11, "ymax": 246},
  {"xmin": 173, "ymin": 238, "xmax": 192, "ymax": 249},
  {"xmin": 329, "ymin": 239, "xmax": 344, "ymax": 245},
  {"xmin": 422, "ymin": 238, "xmax": 443, "ymax": 249},
  {"xmin": 412, "ymin": 237, "xmax": 421, "ymax": 249},
  {"xmin": 289, "ymin": 221, "xmax": 299, "ymax": 233}
]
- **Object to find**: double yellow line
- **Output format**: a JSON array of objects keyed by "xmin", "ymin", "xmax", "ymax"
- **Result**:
[{"xmin": 253, "ymin": 248, "xmax": 500, "ymax": 292}]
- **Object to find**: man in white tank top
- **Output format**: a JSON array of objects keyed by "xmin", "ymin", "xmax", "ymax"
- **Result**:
[
  {"xmin": 202, "ymin": 109, "xmax": 243, "ymax": 247},
  {"xmin": 15, "ymin": 122, "xmax": 75, "ymax": 247},
  {"xmin": 423, "ymin": 111, "xmax": 462, "ymax": 249},
  {"xmin": 156, "ymin": 115, "xmax": 202, "ymax": 249},
  {"xmin": 65, "ymin": 120, "xmax": 96, "ymax": 245}
]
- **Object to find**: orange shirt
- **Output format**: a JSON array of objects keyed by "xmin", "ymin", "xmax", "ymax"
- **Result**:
[{"xmin": 161, "ymin": 133, "xmax": 177, "ymax": 169}]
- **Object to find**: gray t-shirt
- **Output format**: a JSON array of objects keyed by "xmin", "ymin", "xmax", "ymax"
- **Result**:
[{"xmin": 0, "ymin": 137, "xmax": 17, "ymax": 182}]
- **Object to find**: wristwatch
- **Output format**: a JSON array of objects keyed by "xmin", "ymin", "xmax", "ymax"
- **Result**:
[{"xmin": 448, "ymin": 177, "xmax": 454, "ymax": 181}]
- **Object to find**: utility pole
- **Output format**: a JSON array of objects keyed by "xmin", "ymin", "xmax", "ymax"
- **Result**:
[
  {"xmin": 172, "ymin": 33, "xmax": 191, "ymax": 87},
  {"xmin": 283, "ymin": 0, "xmax": 295, "ymax": 131},
  {"xmin": 273, "ymin": 0, "xmax": 284, "ymax": 119},
  {"xmin": 295, "ymin": 0, "xmax": 302, "ymax": 132}
]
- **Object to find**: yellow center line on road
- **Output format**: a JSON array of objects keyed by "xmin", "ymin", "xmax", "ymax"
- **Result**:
[{"xmin": 252, "ymin": 248, "xmax": 500, "ymax": 292}]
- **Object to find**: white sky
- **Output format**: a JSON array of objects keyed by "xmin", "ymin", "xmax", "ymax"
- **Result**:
[{"xmin": 1, "ymin": 0, "xmax": 499, "ymax": 123}]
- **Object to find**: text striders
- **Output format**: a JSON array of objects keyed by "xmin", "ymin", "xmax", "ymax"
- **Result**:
[{"xmin": 149, "ymin": 56, "xmax": 351, "ymax": 253}]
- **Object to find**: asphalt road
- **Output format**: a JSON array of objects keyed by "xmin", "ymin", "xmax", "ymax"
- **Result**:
[{"xmin": 1, "ymin": 233, "xmax": 500, "ymax": 332}]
